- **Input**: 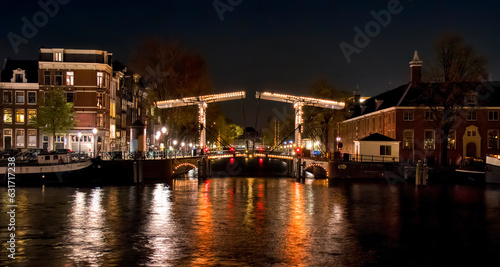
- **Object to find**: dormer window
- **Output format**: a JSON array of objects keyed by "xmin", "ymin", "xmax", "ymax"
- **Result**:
[
  {"xmin": 11, "ymin": 68, "xmax": 27, "ymax": 83},
  {"xmin": 55, "ymin": 52, "xmax": 63, "ymax": 62}
]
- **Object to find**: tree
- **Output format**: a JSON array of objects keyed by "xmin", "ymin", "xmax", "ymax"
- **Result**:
[
  {"xmin": 426, "ymin": 33, "xmax": 488, "ymax": 83},
  {"xmin": 303, "ymin": 79, "xmax": 350, "ymax": 153},
  {"xmin": 131, "ymin": 38, "xmax": 212, "ymax": 140},
  {"xmin": 33, "ymin": 88, "xmax": 76, "ymax": 151},
  {"xmin": 421, "ymin": 33, "xmax": 488, "ymax": 166}
]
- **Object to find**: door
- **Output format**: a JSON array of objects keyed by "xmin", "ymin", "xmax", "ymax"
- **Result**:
[
  {"xmin": 4, "ymin": 136, "xmax": 11, "ymax": 150},
  {"xmin": 466, "ymin": 142, "xmax": 476, "ymax": 158}
]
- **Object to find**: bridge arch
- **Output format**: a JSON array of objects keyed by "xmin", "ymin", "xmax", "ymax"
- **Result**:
[
  {"xmin": 305, "ymin": 164, "xmax": 328, "ymax": 178},
  {"xmin": 174, "ymin": 163, "xmax": 198, "ymax": 171}
]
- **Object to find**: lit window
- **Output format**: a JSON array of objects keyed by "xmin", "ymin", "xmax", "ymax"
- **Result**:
[
  {"xmin": 448, "ymin": 131, "xmax": 456, "ymax": 150},
  {"xmin": 3, "ymin": 109, "xmax": 12, "ymax": 123},
  {"xmin": 28, "ymin": 129, "xmax": 37, "ymax": 148},
  {"xmin": 15, "ymin": 91, "xmax": 24, "ymax": 104},
  {"xmin": 489, "ymin": 111, "xmax": 499, "ymax": 121},
  {"xmin": 403, "ymin": 129, "xmax": 413, "ymax": 150},
  {"xmin": 28, "ymin": 92, "xmax": 36, "ymax": 104},
  {"xmin": 55, "ymin": 71, "xmax": 63, "ymax": 85},
  {"xmin": 97, "ymin": 93, "xmax": 103, "ymax": 108},
  {"xmin": 403, "ymin": 111, "xmax": 414, "ymax": 121},
  {"xmin": 97, "ymin": 113, "xmax": 104, "ymax": 127},
  {"xmin": 55, "ymin": 52, "xmax": 62, "ymax": 62},
  {"xmin": 16, "ymin": 129, "xmax": 25, "ymax": 147},
  {"xmin": 66, "ymin": 71, "xmax": 74, "ymax": 86},
  {"xmin": 27, "ymin": 109, "xmax": 36, "ymax": 123},
  {"xmin": 424, "ymin": 130, "xmax": 435, "ymax": 150},
  {"xmin": 97, "ymin": 72, "xmax": 104, "ymax": 88},
  {"xmin": 380, "ymin": 145, "xmax": 391, "ymax": 156},
  {"xmin": 3, "ymin": 91, "xmax": 12, "ymax": 104},
  {"xmin": 16, "ymin": 109, "xmax": 25, "ymax": 124},
  {"xmin": 488, "ymin": 129, "xmax": 499, "ymax": 150},
  {"xmin": 466, "ymin": 111, "xmax": 477, "ymax": 121},
  {"xmin": 44, "ymin": 71, "xmax": 51, "ymax": 85}
]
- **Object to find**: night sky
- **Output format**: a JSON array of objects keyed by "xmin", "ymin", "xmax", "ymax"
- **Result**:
[{"xmin": 1, "ymin": 0, "xmax": 499, "ymax": 128}]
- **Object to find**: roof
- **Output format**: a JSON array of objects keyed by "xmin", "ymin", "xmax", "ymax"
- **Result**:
[
  {"xmin": 348, "ymin": 81, "xmax": 500, "ymax": 119},
  {"xmin": 1, "ymin": 59, "xmax": 39, "ymax": 83},
  {"xmin": 359, "ymin": 133, "xmax": 397, "ymax": 142}
]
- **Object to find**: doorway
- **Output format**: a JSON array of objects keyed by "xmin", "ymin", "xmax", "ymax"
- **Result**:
[{"xmin": 466, "ymin": 142, "xmax": 476, "ymax": 158}]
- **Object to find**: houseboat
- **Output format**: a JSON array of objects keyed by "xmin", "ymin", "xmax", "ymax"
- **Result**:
[
  {"xmin": 1, "ymin": 152, "xmax": 96, "ymax": 185},
  {"xmin": 486, "ymin": 155, "xmax": 500, "ymax": 184}
]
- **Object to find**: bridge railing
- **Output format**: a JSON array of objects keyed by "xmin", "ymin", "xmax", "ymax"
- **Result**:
[{"xmin": 342, "ymin": 153, "xmax": 398, "ymax": 163}]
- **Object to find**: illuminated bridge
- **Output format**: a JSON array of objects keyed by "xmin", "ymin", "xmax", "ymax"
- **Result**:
[{"xmin": 155, "ymin": 91, "xmax": 345, "ymax": 179}]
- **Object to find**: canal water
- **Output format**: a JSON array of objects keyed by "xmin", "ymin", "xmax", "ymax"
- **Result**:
[{"xmin": 2, "ymin": 178, "xmax": 500, "ymax": 266}]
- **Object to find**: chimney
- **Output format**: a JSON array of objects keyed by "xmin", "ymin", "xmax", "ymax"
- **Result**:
[
  {"xmin": 353, "ymin": 90, "xmax": 361, "ymax": 107},
  {"xmin": 409, "ymin": 50, "xmax": 422, "ymax": 84}
]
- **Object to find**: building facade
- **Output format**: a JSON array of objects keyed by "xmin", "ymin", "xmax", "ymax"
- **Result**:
[
  {"xmin": 38, "ymin": 48, "xmax": 114, "ymax": 154},
  {"xmin": 340, "ymin": 52, "xmax": 500, "ymax": 165},
  {"xmin": 0, "ymin": 60, "xmax": 41, "ymax": 151}
]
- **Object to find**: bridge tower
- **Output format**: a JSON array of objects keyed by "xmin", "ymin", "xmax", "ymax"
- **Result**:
[
  {"xmin": 156, "ymin": 91, "xmax": 246, "ymax": 148},
  {"xmin": 256, "ymin": 92, "xmax": 345, "ymax": 147}
]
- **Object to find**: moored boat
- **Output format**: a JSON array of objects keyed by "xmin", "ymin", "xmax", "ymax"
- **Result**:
[
  {"xmin": 486, "ymin": 155, "xmax": 500, "ymax": 183},
  {"xmin": 0, "ymin": 152, "xmax": 97, "ymax": 185},
  {"xmin": 454, "ymin": 157, "xmax": 485, "ymax": 183}
]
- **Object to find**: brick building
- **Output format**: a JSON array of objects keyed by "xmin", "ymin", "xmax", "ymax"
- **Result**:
[
  {"xmin": 339, "ymin": 51, "xmax": 500, "ymax": 165},
  {"xmin": 38, "ymin": 48, "xmax": 114, "ymax": 154},
  {"xmin": 0, "ymin": 60, "xmax": 41, "ymax": 150}
]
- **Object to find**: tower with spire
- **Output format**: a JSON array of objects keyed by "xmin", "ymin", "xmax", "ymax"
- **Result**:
[{"xmin": 409, "ymin": 50, "xmax": 423, "ymax": 83}]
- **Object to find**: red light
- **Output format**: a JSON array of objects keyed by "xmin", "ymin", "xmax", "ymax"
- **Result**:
[
  {"xmin": 259, "ymin": 147, "xmax": 263, "ymax": 151},
  {"xmin": 295, "ymin": 147, "xmax": 301, "ymax": 153},
  {"xmin": 229, "ymin": 147, "xmax": 235, "ymax": 152},
  {"xmin": 259, "ymin": 158, "xmax": 263, "ymax": 163},
  {"xmin": 230, "ymin": 158, "xmax": 235, "ymax": 164},
  {"xmin": 204, "ymin": 147, "xmax": 209, "ymax": 152}
]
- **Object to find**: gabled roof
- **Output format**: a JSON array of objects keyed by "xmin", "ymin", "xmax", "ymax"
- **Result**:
[
  {"xmin": 349, "ymin": 81, "xmax": 500, "ymax": 119},
  {"xmin": 1, "ymin": 59, "xmax": 39, "ymax": 83},
  {"xmin": 359, "ymin": 133, "xmax": 397, "ymax": 142}
]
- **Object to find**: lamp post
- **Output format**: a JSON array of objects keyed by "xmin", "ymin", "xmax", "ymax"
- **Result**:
[
  {"xmin": 77, "ymin": 132, "xmax": 82, "ymax": 160},
  {"xmin": 181, "ymin": 142, "xmax": 185, "ymax": 157},
  {"xmin": 162, "ymin": 127, "xmax": 167, "ymax": 158},
  {"xmin": 92, "ymin": 128, "xmax": 97, "ymax": 158},
  {"xmin": 173, "ymin": 140, "xmax": 178, "ymax": 158}
]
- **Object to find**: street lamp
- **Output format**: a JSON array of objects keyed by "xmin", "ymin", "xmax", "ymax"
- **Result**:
[
  {"xmin": 77, "ymin": 132, "xmax": 82, "ymax": 160},
  {"xmin": 173, "ymin": 140, "xmax": 178, "ymax": 158},
  {"xmin": 161, "ymin": 127, "xmax": 167, "ymax": 158},
  {"xmin": 92, "ymin": 128, "xmax": 97, "ymax": 158}
]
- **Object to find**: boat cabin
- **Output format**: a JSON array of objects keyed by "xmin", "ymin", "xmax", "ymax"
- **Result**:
[{"xmin": 37, "ymin": 153, "xmax": 71, "ymax": 164}]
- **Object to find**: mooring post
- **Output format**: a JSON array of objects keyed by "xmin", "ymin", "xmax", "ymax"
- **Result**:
[
  {"xmin": 422, "ymin": 163, "xmax": 428, "ymax": 186},
  {"xmin": 133, "ymin": 161, "xmax": 138, "ymax": 184},
  {"xmin": 416, "ymin": 160, "xmax": 422, "ymax": 186}
]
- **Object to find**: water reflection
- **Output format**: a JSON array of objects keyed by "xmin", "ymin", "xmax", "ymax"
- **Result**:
[
  {"xmin": 144, "ymin": 184, "xmax": 175, "ymax": 265},
  {"xmin": 1, "ymin": 179, "xmax": 500, "ymax": 266},
  {"xmin": 65, "ymin": 188, "xmax": 105, "ymax": 265}
]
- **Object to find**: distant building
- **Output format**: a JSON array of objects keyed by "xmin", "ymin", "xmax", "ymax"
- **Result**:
[
  {"xmin": 0, "ymin": 60, "xmax": 40, "ymax": 150},
  {"xmin": 38, "ymin": 48, "xmax": 114, "ymax": 153},
  {"xmin": 340, "ymin": 51, "xmax": 500, "ymax": 165}
]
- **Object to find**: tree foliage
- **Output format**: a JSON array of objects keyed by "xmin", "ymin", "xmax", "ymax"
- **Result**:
[
  {"xmin": 303, "ymin": 78, "xmax": 350, "ymax": 152},
  {"xmin": 420, "ymin": 33, "xmax": 488, "ymax": 165},
  {"xmin": 425, "ymin": 33, "xmax": 488, "ymax": 83},
  {"xmin": 131, "ymin": 38, "xmax": 212, "ymax": 140},
  {"xmin": 33, "ymin": 88, "xmax": 76, "ymax": 151}
]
